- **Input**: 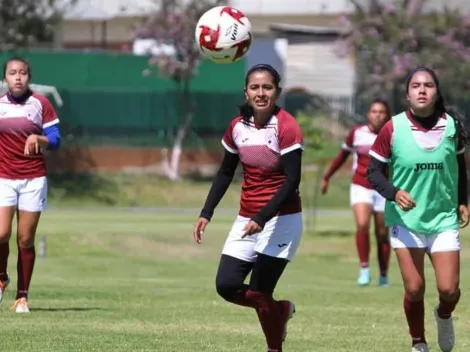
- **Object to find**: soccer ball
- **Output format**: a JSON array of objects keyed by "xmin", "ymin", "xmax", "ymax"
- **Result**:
[{"xmin": 195, "ymin": 6, "xmax": 252, "ymax": 64}]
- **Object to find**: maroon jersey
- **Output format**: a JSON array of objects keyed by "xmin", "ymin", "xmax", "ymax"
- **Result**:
[
  {"xmin": 0, "ymin": 92, "xmax": 59, "ymax": 179},
  {"xmin": 222, "ymin": 109, "xmax": 304, "ymax": 218},
  {"xmin": 342, "ymin": 124, "xmax": 379, "ymax": 189}
]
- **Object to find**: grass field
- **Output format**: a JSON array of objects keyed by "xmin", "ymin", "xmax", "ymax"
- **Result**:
[
  {"xmin": 2, "ymin": 209, "xmax": 470, "ymax": 351},
  {"xmin": 46, "ymin": 171, "xmax": 351, "ymax": 209}
]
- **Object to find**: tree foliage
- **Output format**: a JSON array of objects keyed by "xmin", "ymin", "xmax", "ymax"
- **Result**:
[
  {"xmin": 0, "ymin": 0, "xmax": 74, "ymax": 50},
  {"xmin": 136, "ymin": 0, "xmax": 226, "ymax": 84},
  {"xmin": 335, "ymin": 0, "xmax": 470, "ymax": 107},
  {"xmin": 135, "ymin": 0, "xmax": 227, "ymax": 180}
]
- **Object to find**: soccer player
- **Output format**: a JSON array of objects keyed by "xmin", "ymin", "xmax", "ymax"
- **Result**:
[
  {"xmin": 321, "ymin": 98, "xmax": 392, "ymax": 287},
  {"xmin": 193, "ymin": 64, "xmax": 303, "ymax": 352},
  {"xmin": 0, "ymin": 57, "xmax": 61, "ymax": 313},
  {"xmin": 367, "ymin": 66, "xmax": 468, "ymax": 352}
]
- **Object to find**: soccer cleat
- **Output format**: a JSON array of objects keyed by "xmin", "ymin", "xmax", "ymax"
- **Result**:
[
  {"xmin": 357, "ymin": 268, "xmax": 371, "ymax": 286},
  {"xmin": 0, "ymin": 277, "xmax": 9, "ymax": 305},
  {"xmin": 434, "ymin": 306, "xmax": 455, "ymax": 351},
  {"xmin": 412, "ymin": 343, "xmax": 429, "ymax": 352},
  {"xmin": 378, "ymin": 275, "xmax": 389, "ymax": 287},
  {"xmin": 280, "ymin": 300, "xmax": 296, "ymax": 342},
  {"xmin": 10, "ymin": 298, "xmax": 30, "ymax": 313}
]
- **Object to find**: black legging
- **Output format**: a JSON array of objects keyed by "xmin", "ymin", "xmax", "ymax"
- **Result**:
[{"xmin": 215, "ymin": 253, "xmax": 288, "ymax": 300}]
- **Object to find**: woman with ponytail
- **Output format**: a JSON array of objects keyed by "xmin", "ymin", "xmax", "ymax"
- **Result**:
[
  {"xmin": 193, "ymin": 64, "xmax": 304, "ymax": 352},
  {"xmin": 367, "ymin": 66, "xmax": 468, "ymax": 352}
]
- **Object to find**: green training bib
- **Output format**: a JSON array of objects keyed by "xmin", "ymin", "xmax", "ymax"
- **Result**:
[{"xmin": 385, "ymin": 112, "xmax": 459, "ymax": 234}]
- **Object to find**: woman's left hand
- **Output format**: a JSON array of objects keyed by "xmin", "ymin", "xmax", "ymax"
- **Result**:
[
  {"xmin": 241, "ymin": 220, "xmax": 262, "ymax": 238},
  {"xmin": 24, "ymin": 134, "xmax": 40, "ymax": 155},
  {"xmin": 459, "ymin": 204, "xmax": 469, "ymax": 228}
]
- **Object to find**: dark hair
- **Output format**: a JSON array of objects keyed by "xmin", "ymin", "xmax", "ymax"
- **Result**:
[
  {"xmin": 369, "ymin": 97, "xmax": 392, "ymax": 119},
  {"xmin": 238, "ymin": 64, "xmax": 282, "ymax": 122},
  {"xmin": 2, "ymin": 57, "xmax": 32, "ymax": 80},
  {"xmin": 405, "ymin": 66, "xmax": 469, "ymax": 145}
]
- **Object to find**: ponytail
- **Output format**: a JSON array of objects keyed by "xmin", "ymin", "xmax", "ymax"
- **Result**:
[
  {"xmin": 238, "ymin": 101, "xmax": 253, "ymax": 124},
  {"xmin": 436, "ymin": 95, "xmax": 470, "ymax": 145}
]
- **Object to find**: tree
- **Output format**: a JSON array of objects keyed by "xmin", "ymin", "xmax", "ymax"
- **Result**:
[
  {"xmin": 0, "ymin": 0, "xmax": 75, "ymax": 51},
  {"xmin": 335, "ymin": 0, "xmax": 470, "ymax": 110},
  {"xmin": 136, "ymin": 0, "xmax": 227, "ymax": 181}
]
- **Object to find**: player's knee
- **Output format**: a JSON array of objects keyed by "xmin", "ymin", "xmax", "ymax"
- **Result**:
[
  {"xmin": 356, "ymin": 224, "xmax": 369, "ymax": 232},
  {"xmin": 0, "ymin": 231, "xmax": 11, "ymax": 243},
  {"xmin": 376, "ymin": 231, "xmax": 389, "ymax": 243},
  {"xmin": 215, "ymin": 279, "xmax": 241, "ymax": 302},
  {"xmin": 438, "ymin": 283, "xmax": 460, "ymax": 301},
  {"xmin": 404, "ymin": 282, "xmax": 425, "ymax": 301},
  {"xmin": 17, "ymin": 234, "xmax": 34, "ymax": 249}
]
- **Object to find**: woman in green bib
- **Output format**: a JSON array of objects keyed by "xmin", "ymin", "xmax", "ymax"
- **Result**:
[{"xmin": 367, "ymin": 66, "xmax": 469, "ymax": 352}]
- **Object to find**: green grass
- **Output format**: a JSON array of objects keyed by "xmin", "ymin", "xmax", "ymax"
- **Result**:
[
  {"xmin": 47, "ymin": 172, "xmax": 351, "ymax": 209},
  {"xmin": 2, "ymin": 210, "xmax": 470, "ymax": 351}
]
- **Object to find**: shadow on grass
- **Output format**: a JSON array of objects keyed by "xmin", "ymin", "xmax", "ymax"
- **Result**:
[
  {"xmin": 314, "ymin": 230, "xmax": 353, "ymax": 238},
  {"xmin": 30, "ymin": 307, "xmax": 106, "ymax": 312},
  {"xmin": 48, "ymin": 172, "xmax": 120, "ymax": 206}
]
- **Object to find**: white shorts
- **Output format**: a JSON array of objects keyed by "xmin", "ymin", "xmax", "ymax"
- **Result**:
[
  {"xmin": 0, "ymin": 176, "xmax": 48, "ymax": 212},
  {"xmin": 221, "ymin": 213, "xmax": 303, "ymax": 262},
  {"xmin": 389, "ymin": 225, "xmax": 460, "ymax": 253},
  {"xmin": 350, "ymin": 184, "xmax": 385, "ymax": 212}
]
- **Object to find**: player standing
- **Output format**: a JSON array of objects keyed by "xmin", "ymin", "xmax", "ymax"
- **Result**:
[
  {"xmin": 367, "ymin": 66, "xmax": 468, "ymax": 352},
  {"xmin": 193, "ymin": 64, "xmax": 303, "ymax": 352},
  {"xmin": 0, "ymin": 57, "xmax": 61, "ymax": 313},
  {"xmin": 321, "ymin": 98, "xmax": 391, "ymax": 286}
]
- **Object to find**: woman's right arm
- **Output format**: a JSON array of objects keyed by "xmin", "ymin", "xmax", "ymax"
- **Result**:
[
  {"xmin": 367, "ymin": 157, "xmax": 398, "ymax": 201},
  {"xmin": 199, "ymin": 150, "xmax": 240, "ymax": 221},
  {"xmin": 323, "ymin": 128, "xmax": 355, "ymax": 181},
  {"xmin": 367, "ymin": 120, "xmax": 398, "ymax": 201}
]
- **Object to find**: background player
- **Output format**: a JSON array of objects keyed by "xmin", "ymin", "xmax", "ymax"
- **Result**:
[
  {"xmin": 0, "ymin": 57, "xmax": 61, "ymax": 313},
  {"xmin": 321, "ymin": 98, "xmax": 392, "ymax": 287},
  {"xmin": 367, "ymin": 66, "xmax": 468, "ymax": 352},
  {"xmin": 193, "ymin": 64, "xmax": 303, "ymax": 352}
]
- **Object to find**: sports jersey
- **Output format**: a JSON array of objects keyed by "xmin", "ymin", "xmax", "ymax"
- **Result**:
[
  {"xmin": 0, "ymin": 91, "xmax": 59, "ymax": 179},
  {"xmin": 370, "ymin": 111, "xmax": 461, "ymax": 234},
  {"xmin": 222, "ymin": 109, "xmax": 304, "ymax": 218}
]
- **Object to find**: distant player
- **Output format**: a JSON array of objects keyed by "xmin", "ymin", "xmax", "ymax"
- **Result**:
[
  {"xmin": 0, "ymin": 57, "xmax": 61, "ymax": 313},
  {"xmin": 368, "ymin": 66, "xmax": 468, "ymax": 352},
  {"xmin": 321, "ymin": 98, "xmax": 391, "ymax": 286},
  {"xmin": 193, "ymin": 64, "xmax": 303, "ymax": 352}
]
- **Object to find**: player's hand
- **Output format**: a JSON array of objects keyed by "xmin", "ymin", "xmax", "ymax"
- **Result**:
[
  {"xmin": 24, "ymin": 134, "xmax": 40, "ymax": 155},
  {"xmin": 458, "ymin": 204, "xmax": 469, "ymax": 228},
  {"xmin": 241, "ymin": 220, "xmax": 262, "ymax": 238},
  {"xmin": 320, "ymin": 179, "xmax": 329, "ymax": 195},
  {"xmin": 395, "ymin": 190, "xmax": 416, "ymax": 211},
  {"xmin": 193, "ymin": 217, "xmax": 209, "ymax": 244}
]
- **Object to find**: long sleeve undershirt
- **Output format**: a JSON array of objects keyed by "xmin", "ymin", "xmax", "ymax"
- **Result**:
[{"xmin": 200, "ymin": 149, "xmax": 303, "ymax": 227}]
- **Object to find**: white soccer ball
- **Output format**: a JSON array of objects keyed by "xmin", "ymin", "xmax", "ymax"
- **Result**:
[{"xmin": 195, "ymin": 6, "xmax": 252, "ymax": 64}]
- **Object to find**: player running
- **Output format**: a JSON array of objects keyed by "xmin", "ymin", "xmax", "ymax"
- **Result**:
[
  {"xmin": 321, "ymin": 98, "xmax": 391, "ymax": 287},
  {"xmin": 368, "ymin": 66, "xmax": 468, "ymax": 352},
  {"xmin": 0, "ymin": 57, "xmax": 61, "ymax": 313},
  {"xmin": 193, "ymin": 64, "xmax": 303, "ymax": 352}
]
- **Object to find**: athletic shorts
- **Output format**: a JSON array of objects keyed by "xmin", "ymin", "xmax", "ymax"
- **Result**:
[
  {"xmin": 389, "ymin": 225, "xmax": 460, "ymax": 253},
  {"xmin": 0, "ymin": 176, "xmax": 48, "ymax": 212},
  {"xmin": 221, "ymin": 213, "xmax": 303, "ymax": 262},
  {"xmin": 350, "ymin": 183, "xmax": 385, "ymax": 212}
]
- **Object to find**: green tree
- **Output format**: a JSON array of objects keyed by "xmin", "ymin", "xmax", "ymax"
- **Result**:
[
  {"xmin": 135, "ymin": 0, "xmax": 227, "ymax": 180},
  {"xmin": 336, "ymin": 0, "xmax": 470, "ymax": 109},
  {"xmin": 0, "ymin": 0, "xmax": 75, "ymax": 51}
]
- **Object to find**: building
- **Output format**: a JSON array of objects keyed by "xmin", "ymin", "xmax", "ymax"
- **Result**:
[{"xmin": 58, "ymin": 0, "xmax": 470, "ymax": 102}]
